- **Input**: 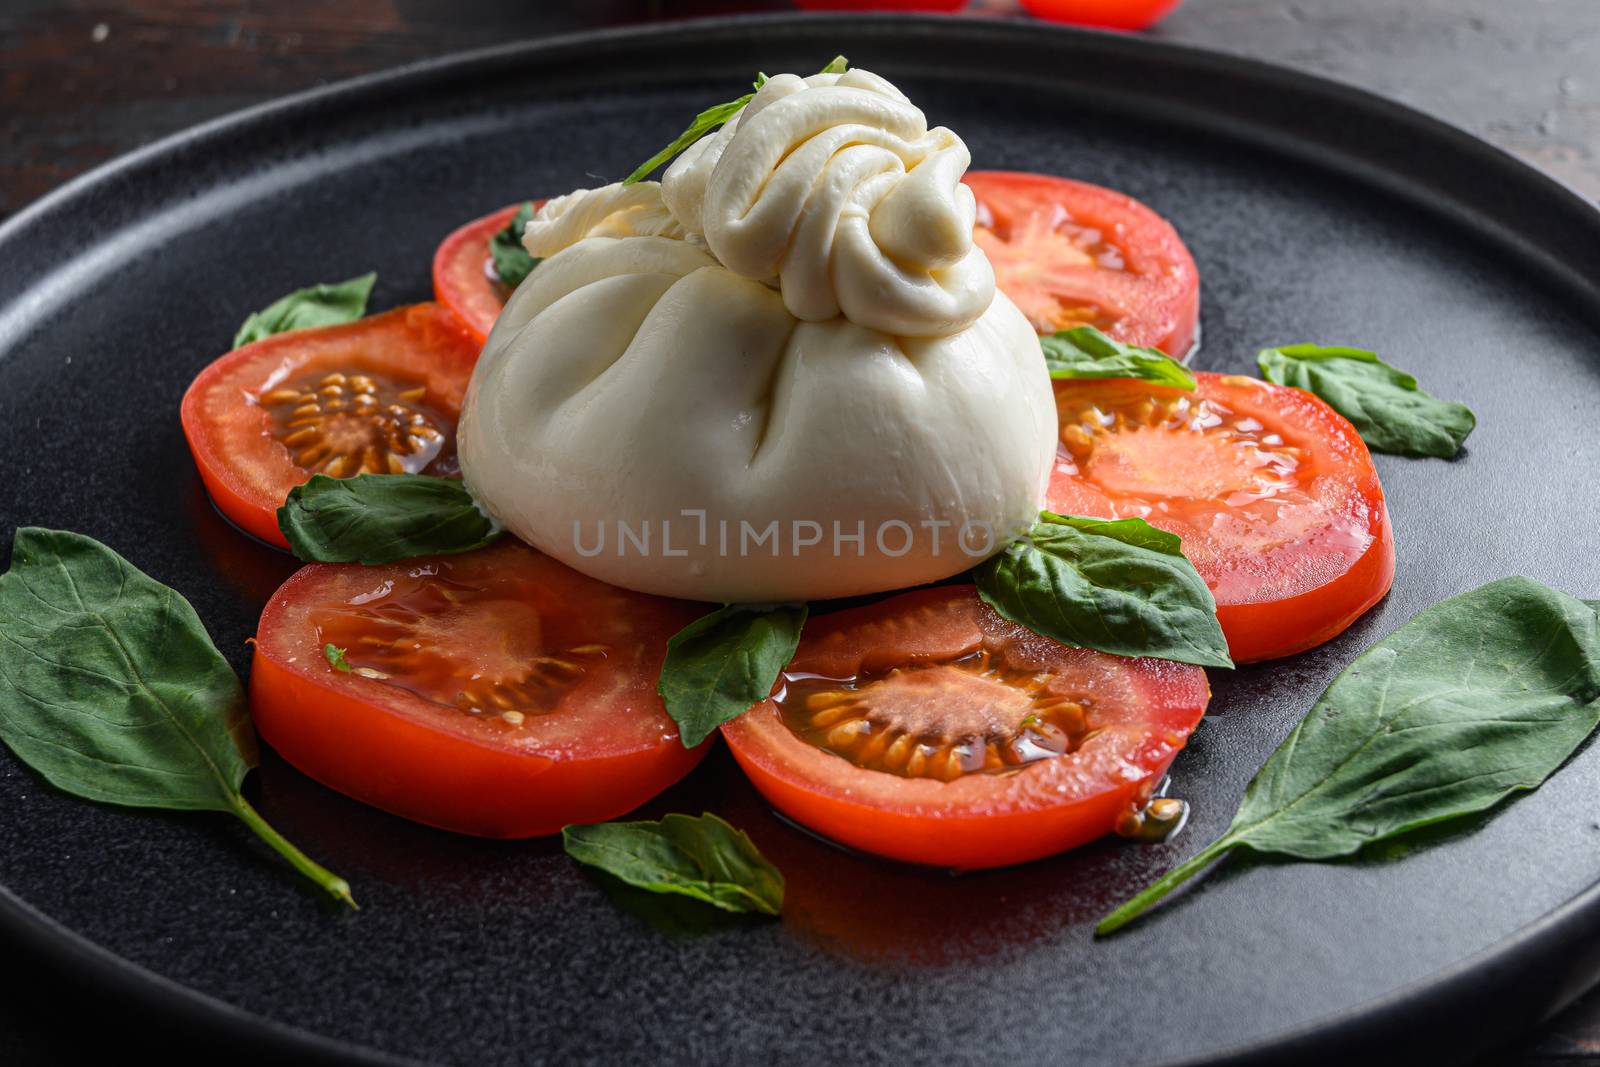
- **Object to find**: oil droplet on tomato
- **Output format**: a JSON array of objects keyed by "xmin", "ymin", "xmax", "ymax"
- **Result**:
[
  {"xmin": 1114, "ymin": 796, "xmax": 1190, "ymax": 843},
  {"xmin": 258, "ymin": 369, "xmax": 457, "ymax": 478},
  {"xmin": 775, "ymin": 649, "xmax": 1094, "ymax": 781},
  {"xmin": 1057, "ymin": 389, "xmax": 1304, "ymax": 504}
]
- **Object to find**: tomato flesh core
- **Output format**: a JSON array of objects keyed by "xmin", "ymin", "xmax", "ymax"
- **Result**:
[
  {"xmin": 1048, "ymin": 373, "xmax": 1394, "ymax": 659},
  {"xmin": 723, "ymin": 586, "xmax": 1210, "ymax": 869},
  {"xmin": 262, "ymin": 367, "xmax": 456, "ymax": 479},
  {"xmin": 966, "ymin": 171, "xmax": 1200, "ymax": 357},
  {"xmin": 251, "ymin": 541, "xmax": 708, "ymax": 837},
  {"xmin": 778, "ymin": 651, "xmax": 1087, "ymax": 781},
  {"xmin": 313, "ymin": 564, "xmax": 610, "ymax": 732},
  {"xmin": 974, "ymin": 196, "xmax": 1126, "ymax": 334}
]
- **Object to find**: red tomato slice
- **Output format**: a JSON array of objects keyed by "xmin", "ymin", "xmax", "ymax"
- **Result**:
[
  {"xmin": 1047, "ymin": 372, "xmax": 1395, "ymax": 663},
  {"xmin": 432, "ymin": 202, "xmax": 541, "ymax": 344},
  {"xmin": 250, "ymin": 539, "xmax": 709, "ymax": 838},
  {"xmin": 722, "ymin": 585, "xmax": 1210, "ymax": 870},
  {"xmin": 180, "ymin": 303, "xmax": 479, "ymax": 548},
  {"xmin": 966, "ymin": 170, "xmax": 1200, "ymax": 357}
]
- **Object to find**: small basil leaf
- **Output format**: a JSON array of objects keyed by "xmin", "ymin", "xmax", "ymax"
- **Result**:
[
  {"xmin": 489, "ymin": 202, "xmax": 539, "ymax": 289},
  {"xmin": 1041, "ymin": 326, "xmax": 1195, "ymax": 390},
  {"xmin": 278, "ymin": 474, "xmax": 501, "ymax": 565},
  {"xmin": 233, "ymin": 272, "xmax": 376, "ymax": 349},
  {"xmin": 625, "ymin": 57, "xmax": 849, "ymax": 185},
  {"xmin": 324, "ymin": 644, "xmax": 352, "ymax": 672},
  {"xmin": 1098, "ymin": 576, "xmax": 1600, "ymax": 935},
  {"xmin": 564, "ymin": 813, "xmax": 784, "ymax": 916},
  {"xmin": 976, "ymin": 512, "xmax": 1232, "ymax": 669},
  {"xmin": 659, "ymin": 604, "xmax": 808, "ymax": 748},
  {"xmin": 0, "ymin": 528, "xmax": 355, "ymax": 906},
  {"xmin": 624, "ymin": 95, "xmax": 755, "ymax": 185},
  {"xmin": 1257, "ymin": 343, "xmax": 1475, "ymax": 458}
]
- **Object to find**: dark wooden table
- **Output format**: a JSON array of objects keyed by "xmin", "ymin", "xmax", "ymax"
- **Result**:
[{"xmin": 1, "ymin": 1, "xmax": 1597, "ymax": 1063}]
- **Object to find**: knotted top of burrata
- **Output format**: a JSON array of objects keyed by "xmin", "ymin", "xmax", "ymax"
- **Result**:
[{"xmin": 457, "ymin": 67, "xmax": 1056, "ymax": 602}]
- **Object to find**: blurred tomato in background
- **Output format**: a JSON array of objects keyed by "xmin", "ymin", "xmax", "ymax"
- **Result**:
[
  {"xmin": 795, "ymin": 0, "xmax": 969, "ymax": 9},
  {"xmin": 1017, "ymin": 0, "xmax": 1183, "ymax": 29},
  {"xmin": 791, "ymin": 0, "xmax": 1184, "ymax": 31}
]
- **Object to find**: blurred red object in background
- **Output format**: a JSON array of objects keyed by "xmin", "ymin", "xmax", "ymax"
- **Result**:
[
  {"xmin": 788, "ymin": 1, "xmax": 1182, "ymax": 31},
  {"xmin": 1018, "ymin": 0, "xmax": 1183, "ymax": 29},
  {"xmin": 794, "ymin": 0, "xmax": 969, "ymax": 8}
]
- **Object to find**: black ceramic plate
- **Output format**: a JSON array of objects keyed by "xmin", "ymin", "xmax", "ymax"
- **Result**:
[{"xmin": 2, "ymin": 14, "xmax": 1599, "ymax": 1067}]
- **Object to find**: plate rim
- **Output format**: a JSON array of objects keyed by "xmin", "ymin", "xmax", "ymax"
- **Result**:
[{"xmin": 2, "ymin": 12, "xmax": 1599, "ymax": 1065}]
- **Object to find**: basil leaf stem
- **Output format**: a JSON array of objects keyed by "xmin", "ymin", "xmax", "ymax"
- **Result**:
[
  {"xmin": 564, "ymin": 813, "xmax": 784, "ymax": 915},
  {"xmin": 624, "ymin": 56, "xmax": 849, "ymax": 185},
  {"xmin": 278, "ymin": 473, "xmax": 501, "ymax": 565},
  {"xmin": 1257, "ymin": 343, "xmax": 1475, "ymax": 458},
  {"xmin": 658, "ymin": 604, "xmax": 808, "ymax": 747},
  {"xmin": 1041, "ymin": 326, "xmax": 1195, "ymax": 389},
  {"xmin": 976, "ymin": 512, "xmax": 1232, "ymax": 669},
  {"xmin": 1097, "ymin": 576, "xmax": 1600, "ymax": 935},
  {"xmin": 0, "ymin": 529, "xmax": 355, "ymax": 907},
  {"xmin": 233, "ymin": 272, "xmax": 376, "ymax": 349}
]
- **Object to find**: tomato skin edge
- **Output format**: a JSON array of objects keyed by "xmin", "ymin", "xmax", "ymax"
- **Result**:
[
  {"xmin": 1047, "ymin": 371, "xmax": 1396, "ymax": 663},
  {"xmin": 248, "ymin": 559, "xmax": 712, "ymax": 838},
  {"xmin": 720, "ymin": 587, "xmax": 1211, "ymax": 871},
  {"xmin": 1220, "ymin": 499, "xmax": 1396, "ymax": 663},
  {"xmin": 250, "ymin": 648, "xmax": 711, "ymax": 838},
  {"xmin": 724, "ymin": 705, "xmax": 1196, "ymax": 870},
  {"xmin": 182, "ymin": 406, "xmax": 292, "ymax": 548},
  {"xmin": 432, "ymin": 203, "xmax": 528, "ymax": 345}
]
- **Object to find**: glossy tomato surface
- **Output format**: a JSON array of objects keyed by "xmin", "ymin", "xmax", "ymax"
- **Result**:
[
  {"xmin": 432, "ymin": 202, "xmax": 538, "ymax": 344},
  {"xmin": 250, "ymin": 539, "xmax": 708, "ymax": 837},
  {"xmin": 181, "ymin": 303, "xmax": 478, "ymax": 547},
  {"xmin": 1047, "ymin": 371, "xmax": 1395, "ymax": 662},
  {"xmin": 722, "ymin": 585, "xmax": 1210, "ymax": 869},
  {"xmin": 966, "ymin": 170, "xmax": 1200, "ymax": 356}
]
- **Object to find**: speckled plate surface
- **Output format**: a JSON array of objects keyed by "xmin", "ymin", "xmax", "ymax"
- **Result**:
[{"xmin": 2, "ymin": 15, "xmax": 1599, "ymax": 1067}]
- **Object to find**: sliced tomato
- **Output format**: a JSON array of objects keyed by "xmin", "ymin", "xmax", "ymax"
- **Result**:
[
  {"xmin": 250, "ymin": 539, "xmax": 708, "ymax": 838},
  {"xmin": 966, "ymin": 170, "xmax": 1200, "ymax": 357},
  {"xmin": 180, "ymin": 303, "xmax": 479, "ymax": 548},
  {"xmin": 721, "ymin": 586, "xmax": 1209, "ymax": 870},
  {"xmin": 1047, "ymin": 372, "xmax": 1395, "ymax": 663},
  {"xmin": 432, "ymin": 202, "xmax": 541, "ymax": 344}
]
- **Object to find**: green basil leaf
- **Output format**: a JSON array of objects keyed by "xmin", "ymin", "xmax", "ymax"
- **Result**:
[
  {"xmin": 0, "ymin": 528, "xmax": 355, "ymax": 906},
  {"xmin": 564, "ymin": 812, "xmax": 784, "ymax": 915},
  {"xmin": 489, "ymin": 202, "xmax": 539, "ymax": 289},
  {"xmin": 233, "ymin": 272, "xmax": 376, "ymax": 349},
  {"xmin": 1256, "ymin": 343, "xmax": 1475, "ymax": 458},
  {"xmin": 278, "ymin": 473, "xmax": 501, "ymax": 565},
  {"xmin": 659, "ymin": 604, "xmax": 808, "ymax": 748},
  {"xmin": 324, "ymin": 643, "xmax": 352, "ymax": 672},
  {"xmin": 976, "ymin": 512, "xmax": 1232, "ymax": 669},
  {"xmin": 625, "ymin": 57, "xmax": 849, "ymax": 185},
  {"xmin": 1098, "ymin": 576, "xmax": 1600, "ymax": 934},
  {"xmin": 1041, "ymin": 326, "xmax": 1195, "ymax": 390}
]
